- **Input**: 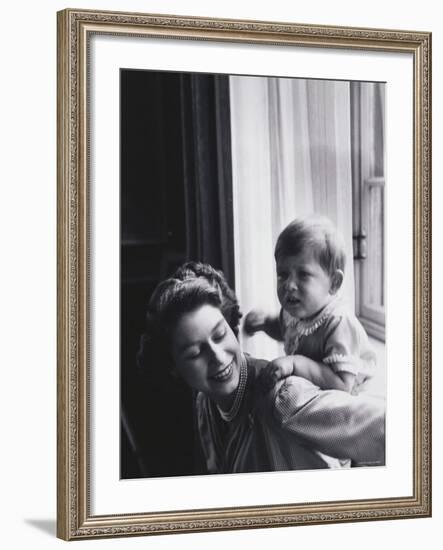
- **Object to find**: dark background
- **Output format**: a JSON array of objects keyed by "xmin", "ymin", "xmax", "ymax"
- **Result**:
[{"xmin": 120, "ymin": 69, "xmax": 235, "ymax": 478}]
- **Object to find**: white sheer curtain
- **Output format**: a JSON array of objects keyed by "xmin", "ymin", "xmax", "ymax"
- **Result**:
[{"xmin": 230, "ymin": 76, "xmax": 355, "ymax": 360}]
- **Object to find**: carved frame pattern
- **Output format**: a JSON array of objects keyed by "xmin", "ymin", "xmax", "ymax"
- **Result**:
[{"xmin": 57, "ymin": 8, "xmax": 431, "ymax": 540}]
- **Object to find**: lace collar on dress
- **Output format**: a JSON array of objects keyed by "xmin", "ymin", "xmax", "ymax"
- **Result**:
[{"xmin": 285, "ymin": 296, "xmax": 341, "ymax": 336}]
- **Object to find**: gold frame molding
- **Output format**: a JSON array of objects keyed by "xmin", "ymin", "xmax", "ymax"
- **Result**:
[{"xmin": 57, "ymin": 8, "xmax": 432, "ymax": 541}]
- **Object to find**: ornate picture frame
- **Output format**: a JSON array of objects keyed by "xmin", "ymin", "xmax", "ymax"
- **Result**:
[{"xmin": 57, "ymin": 8, "xmax": 431, "ymax": 540}]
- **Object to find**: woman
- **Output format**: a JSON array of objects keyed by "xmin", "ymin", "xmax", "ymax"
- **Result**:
[{"xmin": 138, "ymin": 262, "xmax": 385, "ymax": 474}]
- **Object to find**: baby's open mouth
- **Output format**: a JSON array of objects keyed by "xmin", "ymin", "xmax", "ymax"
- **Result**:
[
  {"xmin": 286, "ymin": 296, "xmax": 301, "ymax": 305},
  {"xmin": 210, "ymin": 361, "xmax": 234, "ymax": 382}
]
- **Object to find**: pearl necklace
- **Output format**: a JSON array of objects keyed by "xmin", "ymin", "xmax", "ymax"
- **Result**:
[{"xmin": 217, "ymin": 354, "xmax": 247, "ymax": 422}]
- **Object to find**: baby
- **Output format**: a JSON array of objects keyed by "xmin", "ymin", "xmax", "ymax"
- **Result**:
[{"xmin": 244, "ymin": 216, "xmax": 375, "ymax": 394}]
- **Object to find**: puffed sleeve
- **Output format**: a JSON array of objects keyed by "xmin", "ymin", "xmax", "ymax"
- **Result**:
[
  {"xmin": 268, "ymin": 375, "xmax": 385, "ymax": 465},
  {"xmin": 322, "ymin": 314, "xmax": 376, "ymax": 379}
]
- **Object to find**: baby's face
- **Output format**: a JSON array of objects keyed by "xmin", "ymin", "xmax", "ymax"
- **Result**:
[{"xmin": 276, "ymin": 252, "xmax": 334, "ymax": 320}]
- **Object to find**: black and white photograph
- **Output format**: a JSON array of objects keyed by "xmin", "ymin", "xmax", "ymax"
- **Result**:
[
  {"xmin": 53, "ymin": 6, "xmax": 431, "ymax": 542},
  {"xmin": 120, "ymin": 69, "xmax": 387, "ymax": 480},
  {"xmin": 1, "ymin": 0, "xmax": 438, "ymax": 546}
]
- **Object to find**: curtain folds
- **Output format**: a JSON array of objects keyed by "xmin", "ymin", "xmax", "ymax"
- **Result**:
[
  {"xmin": 230, "ymin": 76, "xmax": 355, "ymax": 360},
  {"xmin": 180, "ymin": 73, "xmax": 236, "ymax": 287}
]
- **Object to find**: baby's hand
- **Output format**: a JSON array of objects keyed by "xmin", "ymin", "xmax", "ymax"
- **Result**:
[
  {"xmin": 259, "ymin": 356, "xmax": 295, "ymax": 393},
  {"xmin": 243, "ymin": 309, "xmax": 269, "ymax": 335}
]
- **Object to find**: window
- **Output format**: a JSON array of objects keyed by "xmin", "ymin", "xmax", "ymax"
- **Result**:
[{"xmin": 351, "ymin": 82, "xmax": 385, "ymax": 341}]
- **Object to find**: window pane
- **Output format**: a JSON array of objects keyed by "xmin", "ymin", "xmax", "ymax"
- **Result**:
[{"xmin": 366, "ymin": 180, "xmax": 384, "ymax": 308}]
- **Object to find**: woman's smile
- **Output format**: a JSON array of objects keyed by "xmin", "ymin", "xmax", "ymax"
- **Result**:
[
  {"xmin": 210, "ymin": 360, "xmax": 234, "ymax": 382},
  {"xmin": 172, "ymin": 304, "xmax": 241, "ymax": 407}
]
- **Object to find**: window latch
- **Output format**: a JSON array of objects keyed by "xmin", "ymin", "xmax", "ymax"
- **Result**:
[{"xmin": 353, "ymin": 230, "xmax": 367, "ymax": 260}]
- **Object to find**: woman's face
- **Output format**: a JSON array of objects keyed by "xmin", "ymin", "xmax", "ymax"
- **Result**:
[{"xmin": 171, "ymin": 303, "xmax": 241, "ymax": 409}]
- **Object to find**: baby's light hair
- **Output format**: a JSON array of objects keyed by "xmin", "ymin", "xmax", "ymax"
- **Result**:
[{"xmin": 274, "ymin": 215, "xmax": 346, "ymax": 277}]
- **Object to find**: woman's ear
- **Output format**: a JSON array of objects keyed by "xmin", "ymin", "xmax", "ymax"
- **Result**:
[{"xmin": 330, "ymin": 269, "xmax": 344, "ymax": 294}]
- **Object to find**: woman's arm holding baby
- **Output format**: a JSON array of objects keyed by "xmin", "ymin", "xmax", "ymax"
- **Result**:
[{"xmin": 265, "ymin": 374, "xmax": 385, "ymax": 465}]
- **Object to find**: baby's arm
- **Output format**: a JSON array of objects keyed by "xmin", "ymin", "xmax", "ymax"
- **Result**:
[
  {"xmin": 243, "ymin": 309, "xmax": 283, "ymax": 341},
  {"xmin": 261, "ymin": 355, "xmax": 355, "ymax": 392},
  {"xmin": 320, "ymin": 313, "xmax": 374, "ymax": 392},
  {"xmin": 291, "ymin": 355, "xmax": 355, "ymax": 392}
]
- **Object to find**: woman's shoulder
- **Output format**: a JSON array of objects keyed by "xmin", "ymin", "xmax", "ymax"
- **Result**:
[{"xmin": 244, "ymin": 353, "xmax": 269, "ymax": 375}]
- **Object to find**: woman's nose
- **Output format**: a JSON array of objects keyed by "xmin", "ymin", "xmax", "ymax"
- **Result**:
[{"xmin": 207, "ymin": 342, "xmax": 226, "ymax": 365}]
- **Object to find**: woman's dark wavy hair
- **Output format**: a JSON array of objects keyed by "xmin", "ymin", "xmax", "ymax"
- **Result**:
[{"xmin": 136, "ymin": 262, "xmax": 242, "ymax": 376}]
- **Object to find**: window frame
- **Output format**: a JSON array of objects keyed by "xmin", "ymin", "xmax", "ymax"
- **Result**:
[{"xmin": 351, "ymin": 82, "xmax": 386, "ymax": 342}]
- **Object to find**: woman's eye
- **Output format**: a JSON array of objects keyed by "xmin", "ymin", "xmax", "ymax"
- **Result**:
[
  {"xmin": 213, "ymin": 329, "xmax": 226, "ymax": 342},
  {"xmin": 277, "ymin": 272, "xmax": 287, "ymax": 280},
  {"xmin": 184, "ymin": 348, "xmax": 200, "ymax": 360}
]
